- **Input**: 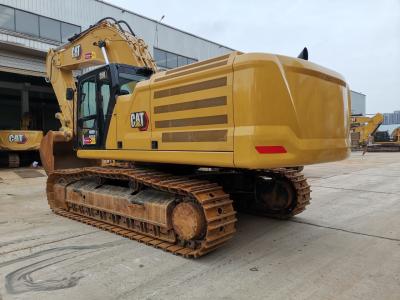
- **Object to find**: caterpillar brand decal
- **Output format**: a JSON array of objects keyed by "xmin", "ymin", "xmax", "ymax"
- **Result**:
[
  {"xmin": 72, "ymin": 45, "xmax": 82, "ymax": 59},
  {"xmin": 8, "ymin": 134, "xmax": 27, "ymax": 144},
  {"xmin": 130, "ymin": 111, "xmax": 148, "ymax": 131}
]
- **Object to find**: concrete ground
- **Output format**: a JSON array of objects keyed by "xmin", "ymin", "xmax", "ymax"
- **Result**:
[{"xmin": 0, "ymin": 152, "xmax": 399, "ymax": 300}]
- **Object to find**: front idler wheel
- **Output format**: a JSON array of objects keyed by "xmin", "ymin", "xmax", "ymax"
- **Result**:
[{"xmin": 172, "ymin": 201, "xmax": 206, "ymax": 244}]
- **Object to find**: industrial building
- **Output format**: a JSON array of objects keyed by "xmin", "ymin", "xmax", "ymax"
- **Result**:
[
  {"xmin": 0, "ymin": 0, "xmax": 233, "ymax": 134},
  {"xmin": 350, "ymin": 90, "xmax": 366, "ymax": 115}
]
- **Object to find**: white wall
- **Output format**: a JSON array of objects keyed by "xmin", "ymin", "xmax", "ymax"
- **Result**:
[{"xmin": 351, "ymin": 91, "xmax": 366, "ymax": 115}]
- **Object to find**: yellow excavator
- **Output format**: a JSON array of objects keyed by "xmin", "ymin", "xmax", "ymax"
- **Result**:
[
  {"xmin": 0, "ymin": 113, "xmax": 43, "ymax": 167},
  {"xmin": 40, "ymin": 18, "xmax": 350, "ymax": 257},
  {"xmin": 350, "ymin": 113, "xmax": 383, "ymax": 150},
  {"xmin": 368, "ymin": 125, "xmax": 400, "ymax": 152}
]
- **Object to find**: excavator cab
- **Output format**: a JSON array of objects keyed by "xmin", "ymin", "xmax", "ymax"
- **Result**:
[
  {"xmin": 75, "ymin": 64, "xmax": 152, "ymax": 150},
  {"xmin": 40, "ymin": 64, "xmax": 153, "ymax": 173}
]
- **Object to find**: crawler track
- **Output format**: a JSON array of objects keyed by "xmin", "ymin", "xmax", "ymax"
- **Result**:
[
  {"xmin": 367, "ymin": 144, "xmax": 400, "ymax": 152},
  {"xmin": 46, "ymin": 167, "xmax": 310, "ymax": 257},
  {"xmin": 47, "ymin": 167, "xmax": 237, "ymax": 258},
  {"xmin": 261, "ymin": 168, "xmax": 311, "ymax": 218}
]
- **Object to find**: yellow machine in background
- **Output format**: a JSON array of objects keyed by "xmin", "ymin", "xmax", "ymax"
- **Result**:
[
  {"xmin": 0, "ymin": 114, "xmax": 43, "ymax": 167},
  {"xmin": 351, "ymin": 113, "xmax": 400, "ymax": 152},
  {"xmin": 392, "ymin": 127, "xmax": 400, "ymax": 142},
  {"xmin": 368, "ymin": 125, "xmax": 400, "ymax": 152},
  {"xmin": 350, "ymin": 113, "xmax": 383, "ymax": 149},
  {"xmin": 40, "ymin": 18, "xmax": 350, "ymax": 257}
]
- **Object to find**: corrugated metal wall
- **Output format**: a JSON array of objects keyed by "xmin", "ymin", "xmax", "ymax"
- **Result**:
[
  {"xmin": 0, "ymin": 49, "xmax": 45, "ymax": 76},
  {"xmin": 0, "ymin": 30, "xmax": 56, "ymax": 52}
]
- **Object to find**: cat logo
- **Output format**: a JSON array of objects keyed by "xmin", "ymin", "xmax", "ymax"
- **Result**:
[
  {"xmin": 8, "ymin": 134, "xmax": 27, "ymax": 144},
  {"xmin": 72, "ymin": 45, "xmax": 82, "ymax": 59},
  {"xmin": 130, "ymin": 111, "xmax": 148, "ymax": 131}
]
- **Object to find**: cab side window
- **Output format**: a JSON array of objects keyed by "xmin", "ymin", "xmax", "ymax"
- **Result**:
[
  {"xmin": 99, "ymin": 82, "xmax": 110, "ymax": 122},
  {"xmin": 80, "ymin": 76, "xmax": 96, "ymax": 129}
]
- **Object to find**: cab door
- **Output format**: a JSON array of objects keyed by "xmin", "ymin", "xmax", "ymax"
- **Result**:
[{"xmin": 77, "ymin": 69, "xmax": 111, "ymax": 149}]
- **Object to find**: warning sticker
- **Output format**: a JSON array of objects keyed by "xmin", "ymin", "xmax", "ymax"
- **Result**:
[{"xmin": 82, "ymin": 130, "xmax": 97, "ymax": 145}]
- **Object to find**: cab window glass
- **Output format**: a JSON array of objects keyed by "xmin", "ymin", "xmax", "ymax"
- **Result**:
[
  {"xmin": 119, "ymin": 69, "xmax": 148, "ymax": 94},
  {"xmin": 82, "ymin": 119, "xmax": 95, "ymax": 129},
  {"xmin": 80, "ymin": 77, "xmax": 96, "ymax": 118},
  {"xmin": 100, "ymin": 83, "xmax": 110, "ymax": 120}
]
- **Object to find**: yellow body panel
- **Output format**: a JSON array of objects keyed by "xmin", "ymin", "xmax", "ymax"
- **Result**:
[
  {"xmin": 232, "ymin": 53, "xmax": 349, "ymax": 168},
  {"xmin": 0, "ymin": 130, "xmax": 43, "ymax": 151},
  {"xmin": 78, "ymin": 52, "xmax": 350, "ymax": 169},
  {"xmin": 115, "ymin": 85, "xmax": 152, "ymax": 150},
  {"xmin": 150, "ymin": 55, "xmax": 234, "ymax": 152},
  {"xmin": 78, "ymin": 149, "xmax": 233, "ymax": 167}
]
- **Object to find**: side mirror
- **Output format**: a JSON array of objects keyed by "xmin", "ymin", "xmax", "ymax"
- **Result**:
[{"xmin": 66, "ymin": 88, "xmax": 74, "ymax": 100}]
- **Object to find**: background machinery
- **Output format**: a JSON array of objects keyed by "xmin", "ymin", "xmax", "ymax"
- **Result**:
[
  {"xmin": 350, "ymin": 113, "xmax": 383, "ymax": 150},
  {"xmin": 368, "ymin": 126, "xmax": 400, "ymax": 152},
  {"xmin": 41, "ymin": 18, "xmax": 351, "ymax": 257},
  {"xmin": 0, "ymin": 113, "xmax": 43, "ymax": 167},
  {"xmin": 392, "ymin": 127, "xmax": 400, "ymax": 142}
]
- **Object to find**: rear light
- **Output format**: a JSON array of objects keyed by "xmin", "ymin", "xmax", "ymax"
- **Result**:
[{"xmin": 255, "ymin": 146, "xmax": 287, "ymax": 154}]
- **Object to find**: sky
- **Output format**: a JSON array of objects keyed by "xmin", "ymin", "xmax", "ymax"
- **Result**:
[{"xmin": 107, "ymin": 0, "xmax": 400, "ymax": 114}]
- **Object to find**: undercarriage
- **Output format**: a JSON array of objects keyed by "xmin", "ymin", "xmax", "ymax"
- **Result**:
[
  {"xmin": 46, "ymin": 165, "xmax": 310, "ymax": 258},
  {"xmin": 367, "ymin": 144, "xmax": 400, "ymax": 152}
]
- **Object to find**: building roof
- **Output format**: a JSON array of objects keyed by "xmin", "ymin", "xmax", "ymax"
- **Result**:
[{"xmin": 350, "ymin": 90, "xmax": 366, "ymax": 96}]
